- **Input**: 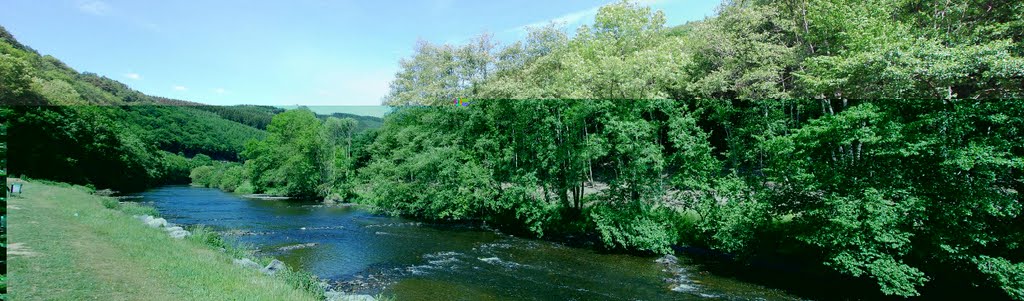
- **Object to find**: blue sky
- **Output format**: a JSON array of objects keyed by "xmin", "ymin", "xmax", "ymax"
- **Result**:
[{"xmin": 1, "ymin": 0, "xmax": 720, "ymax": 106}]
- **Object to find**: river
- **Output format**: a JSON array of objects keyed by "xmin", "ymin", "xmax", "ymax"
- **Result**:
[{"xmin": 134, "ymin": 185, "xmax": 803, "ymax": 301}]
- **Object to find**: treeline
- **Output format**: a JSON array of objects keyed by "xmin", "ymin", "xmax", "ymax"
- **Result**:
[
  {"xmin": 189, "ymin": 160, "xmax": 255, "ymax": 194},
  {"xmin": 354, "ymin": 100, "xmax": 1022, "ymax": 299},
  {"xmin": 319, "ymin": 112, "xmax": 383, "ymax": 134},
  {"xmin": 0, "ymin": 27, "xmax": 269, "ymax": 191},
  {"xmin": 197, "ymin": 1, "xmax": 1024, "ymax": 299},
  {"xmin": 192, "ymin": 105, "xmax": 284, "ymax": 130}
]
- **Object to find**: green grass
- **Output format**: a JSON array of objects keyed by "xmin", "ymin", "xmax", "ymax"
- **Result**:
[
  {"xmin": 119, "ymin": 202, "xmax": 160, "ymax": 217},
  {"xmin": 184, "ymin": 225, "xmax": 327, "ymax": 297},
  {"xmin": 6, "ymin": 179, "xmax": 322, "ymax": 301}
]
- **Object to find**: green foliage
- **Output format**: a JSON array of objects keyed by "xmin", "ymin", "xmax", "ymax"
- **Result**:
[
  {"xmin": 801, "ymin": 190, "xmax": 927, "ymax": 296},
  {"xmin": 976, "ymin": 256, "xmax": 1024, "ymax": 300},
  {"xmin": 190, "ymin": 165, "xmax": 217, "ymax": 187},
  {"xmin": 0, "ymin": 53, "xmax": 41, "ymax": 104},
  {"xmin": 217, "ymin": 165, "xmax": 246, "ymax": 192},
  {"xmin": 320, "ymin": 112, "xmax": 383, "ymax": 134},
  {"xmin": 184, "ymin": 224, "xmax": 325, "ymax": 297},
  {"xmin": 368, "ymin": 0, "xmax": 1023, "ymax": 297},
  {"xmin": 186, "ymin": 225, "xmax": 253, "ymax": 258},
  {"xmin": 357, "ymin": 107, "xmax": 497, "ymax": 219},
  {"xmin": 244, "ymin": 108, "xmax": 329, "ymax": 199},
  {"xmin": 118, "ymin": 202, "xmax": 160, "ymax": 217},
  {"xmin": 753, "ymin": 101, "xmax": 1023, "ymax": 297},
  {"xmin": 489, "ymin": 174, "xmax": 554, "ymax": 237},
  {"xmin": 590, "ymin": 202, "xmax": 677, "ymax": 254},
  {"xmin": 1, "ymin": 33, "xmax": 269, "ymax": 192},
  {"xmin": 4, "ymin": 1, "xmax": 1023, "ymax": 298},
  {"xmin": 687, "ymin": 175, "xmax": 771, "ymax": 254},
  {"xmin": 6, "ymin": 106, "xmax": 164, "ymax": 192},
  {"xmin": 279, "ymin": 268, "xmax": 326, "ymax": 298},
  {"xmin": 187, "ymin": 224, "xmax": 327, "ymax": 297},
  {"xmin": 234, "ymin": 181, "xmax": 255, "ymax": 194},
  {"xmin": 193, "ymin": 105, "xmax": 285, "ymax": 130},
  {"xmin": 101, "ymin": 198, "xmax": 120, "ymax": 210},
  {"xmin": 187, "ymin": 225, "xmax": 226, "ymax": 248},
  {"xmin": 124, "ymin": 106, "xmax": 267, "ymax": 161}
]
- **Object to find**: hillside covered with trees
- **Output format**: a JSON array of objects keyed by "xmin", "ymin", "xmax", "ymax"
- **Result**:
[
  {"xmin": 0, "ymin": 26, "xmax": 279, "ymax": 191},
  {"xmin": 185, "ymin": 0, "xmax": 1024, "ymax": 299}
]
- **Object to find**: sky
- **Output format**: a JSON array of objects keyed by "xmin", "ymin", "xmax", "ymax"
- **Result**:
[{"xmin": 1, "ymin": 0, "xmax": 721, "ymax": 106}]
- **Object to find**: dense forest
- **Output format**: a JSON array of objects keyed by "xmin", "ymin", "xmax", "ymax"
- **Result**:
[
  {"xmin": 3, "ymin": 0, "xmax": 1023, "ymax": 299},
  {"xmin": 187, "ymin": 1, "xmax": 1024, "ymax": 299},
  {"xmin": 0, "ymin": 25, "xmax": 282, "ymax": 190}
]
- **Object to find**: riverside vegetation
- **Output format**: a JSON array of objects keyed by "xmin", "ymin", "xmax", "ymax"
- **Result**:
[
  {"xmin": 3, "ymin": 0, "xmax": 1024, "ymax": 299},
  {"xmin": 5, "ymin": 179, "xmax": 323, "ymax": 300}
]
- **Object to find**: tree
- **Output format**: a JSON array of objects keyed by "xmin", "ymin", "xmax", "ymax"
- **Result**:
[
  {"xmin": 243, "ymin": 108, "xmax": 328, "ymax": 199},
  {"xmin": 0, "ymin": 54, "xmax": 42, "ymax": 105}
]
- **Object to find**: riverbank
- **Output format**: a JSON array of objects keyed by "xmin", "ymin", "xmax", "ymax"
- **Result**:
[{"xmin": 6, "ymin": 179, "xmax": 322, "ymax": 300}]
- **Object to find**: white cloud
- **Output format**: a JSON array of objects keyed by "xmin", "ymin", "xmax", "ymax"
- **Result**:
[
  {"xmin": 173, "ymin": 85, "xmax": 187, "ymax": 91},
  {"xmin": 508, "ymin": 0, "xmax": 678, "ymax": 34},
  {"xmin": 124, "ymin": 73, "xmax": 141, "ymax": 80},
  {"xmin": 214, "ymin": 88, "xmax": 226, "ymax": 94},
  {"xmin": 511, "ymin": 5, "xmax": 601, "ymax": 33},
  {"xmin": 77, "ymin": 0, "xmax": 111, "ymax": 16}
]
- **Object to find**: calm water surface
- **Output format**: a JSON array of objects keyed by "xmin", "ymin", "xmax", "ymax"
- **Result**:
[{"xmin": 135, "ymin": 186, "xmax": 803, "ymax": 301}]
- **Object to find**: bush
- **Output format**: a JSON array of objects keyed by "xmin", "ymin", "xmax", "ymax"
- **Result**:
[
  {"xmin": 217, "ymin": 165, "xmax": 245, "ymax": 192},
  {"xmin": 234, "ymin": 181, "xmax": 255, "ymax": 194},
  {"xmin": 189, "ymin": 165, "xmax": 216, "ymax": 187},
  {"xmin": 101, "ymin": 198, "xmax": 120, "ymax": 210},
  {"xmin": 487, "ymin": 177, "xmax": 554, "ymax": 237},
  {"xmin": 279, "ymin": 268, "xmax": 325, "ymax": 297},
  {"xmin": 187, "ymin": 225, "xmax": 226, "ymax": 248},
  {"xmin": 589, "ymin": 201, "xmax": 678, "ymax": 254}
]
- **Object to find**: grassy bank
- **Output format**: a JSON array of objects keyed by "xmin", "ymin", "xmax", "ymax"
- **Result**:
[{"xmin": 6, "ymin": 179, "xmax": 321, "ymax": 300}]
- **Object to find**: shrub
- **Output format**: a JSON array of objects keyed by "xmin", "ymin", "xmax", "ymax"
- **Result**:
[
  {"xmin": 189, "ymin": 165, "xmax": 216, "ymax": 187},
  {"xmin": 101, "ymin": 198, "xmax": 120, "ymax": 210},
  {"xmin": 279, "ymin": 268, "xmax": 325, "ymax": 297},
  {"xmin": 187, "ymin": 225, "xmax": 252, "ymax": 259},
  {"xmin": 187, "ymin": 225, "xmax": 226, "ymax": 248},
  {"xmin": 234, "ymin": 181, "xmax": 255, "ymax": 194},
  {"xmin": 589, "ymin": 201, "xmax": 678, "ymax": 254}
]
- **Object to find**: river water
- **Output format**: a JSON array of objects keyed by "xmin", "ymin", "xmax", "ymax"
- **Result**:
[{"xmin": 135, "ymin": 186, "xmax": 803, "ymax": 301}]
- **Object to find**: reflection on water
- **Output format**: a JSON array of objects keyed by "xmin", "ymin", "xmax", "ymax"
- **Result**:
[{"xmin": 137, "ymin": 186, "xmax": 801, "ymax": 301}]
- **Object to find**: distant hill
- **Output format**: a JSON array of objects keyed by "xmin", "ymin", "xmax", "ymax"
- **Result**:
[
  {"xmin": 278, "ymin": 105, "xmax": 392, "ymax": 118},
  {"xmin": 0, "ymin": 25, "xmax": 266, "ymax": 161},
  {"xmin": 274, "ymin": 106, "xmax": 385, "ymax": 133},
  {"xmin": 192, "ymin": 105, "xmax": 284, "ymax": 130},
  {"xmin": 316, "ymin": 111, "xmax": 383, "ymax": 133}
]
